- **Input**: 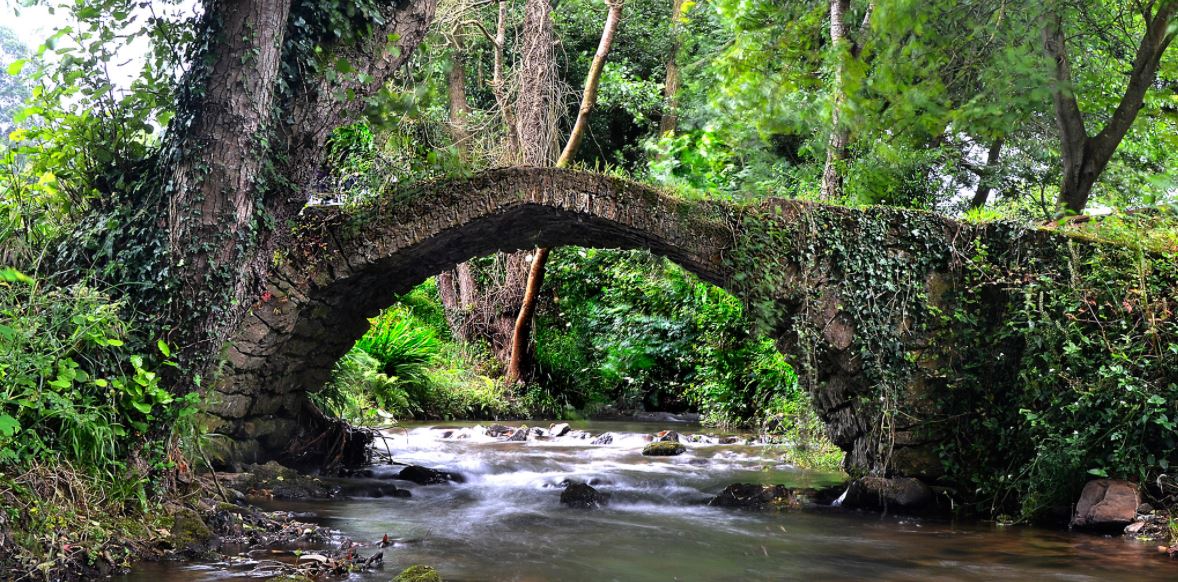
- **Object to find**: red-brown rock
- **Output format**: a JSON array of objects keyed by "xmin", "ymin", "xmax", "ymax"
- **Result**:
[{"xmin": 1071, "ymin": 479, "xmax": 1139, "ymax": 530}]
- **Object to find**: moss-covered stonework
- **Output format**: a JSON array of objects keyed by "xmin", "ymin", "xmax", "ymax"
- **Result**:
[{"xmin": 202, "ymin": 168, "xmax": 1175, "ymax": 514}]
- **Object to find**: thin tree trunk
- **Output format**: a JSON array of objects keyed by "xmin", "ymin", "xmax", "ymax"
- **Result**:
[
  {"xmin": 506, "ymin": 0, "xmax": 624, "ymax": 384},
  {"xmin": 659, "ymin": 0, "xmax": 686, "ymax": 135},
  {"xmin": 491, "ymin": 0, "xmax": 521, "ymax": 154},
  {"xmin": 447, "ymin": 35, "xmax": 473, "ymax": 160},
  {"xmin": 556, "ymin": 0, "xmax": 623, "ymax": 167},
  {"xmin": 1045, "ymin": 4, "xmax": 1176, "ymax": 216},
  {"xmin": 968, "ymin": 139, "xmax": 1004, "ymax": 209},
  {"xmin": 820, "ymin": 0, "xmax": 856, "ymax": 201}
]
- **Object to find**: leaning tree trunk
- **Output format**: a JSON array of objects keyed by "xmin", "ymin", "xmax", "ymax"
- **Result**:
[
  {"xmin": 505, "ymin": 0, "xmax": 623, "ymax": 384},
  {"xmin": 122, "ymin": 0, "xmax": 438, "ymax": 471}
]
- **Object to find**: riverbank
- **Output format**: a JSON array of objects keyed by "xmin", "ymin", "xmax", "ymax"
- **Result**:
[{"xmin": 128, "ymin": 421, "xmax": 1178, "ymax": 581}]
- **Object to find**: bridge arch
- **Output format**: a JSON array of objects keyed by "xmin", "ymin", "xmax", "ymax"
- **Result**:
[{"xmin": 205, "ymin": 168, "xmax": 748, "ymax": 468}]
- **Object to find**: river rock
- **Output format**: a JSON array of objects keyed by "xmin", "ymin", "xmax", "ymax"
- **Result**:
[
  {"xmin": 1071, "ymin": 479, "xmax": 1140, "ymax": 530},
  {"xmin": 560, "ymin": 482, "xmax": 610, "ymax": 509},
  {"xmin": 591, "ymin": 433, "xmax": 614, "ymax": 445},
  {"xmin": 397, "ymin": 465, "xmax": 465, "ymax": 485},
  {"xmin": 507, "ymin": 426, "xmax": 529, "ymax": 441},
  {"xmin": 708, "ymin": 484, "xmax": 801, "ymax": 510},
  {"xmin": 549, "ymin": 423, "xmax": 571, "ymax": 437},
  {"xmin": 840, "ymin": 477, "xmax": 932, "ymax": 511},
  {"xmin": 653, "ymin": 430, "xmax": 680, "ymax": 442},
  {"xmin": 642, "ymin": 441, "xmax": 686, "ymax": 456},
  {"xmin": 393, "ymin": 564, "xmax": 443, "ymax": 581},
  {"xmin": 234, "ymin": 462, "xmax": 340, "ymax": 499},
  {"xmin": 486, "ymin": 424, "xmax": 513, "ymax": 438}
]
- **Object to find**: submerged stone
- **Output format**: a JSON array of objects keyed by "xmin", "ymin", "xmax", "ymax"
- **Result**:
[
  {"xmin": 561, "ymin": 482, "xmax": 610, "ymax": 509},
  {"xmin": 397, "ymin": 465, "xmax": 464, "ymax": 485},
  {"xmin": 709, "ymin": 484, "xmax": 800, "ymax": 510}
]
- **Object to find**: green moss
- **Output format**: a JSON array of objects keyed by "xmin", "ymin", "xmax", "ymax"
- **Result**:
[
  {"xmin": 642, "ymin": 441, "xmax": 687, "ymax": 456},
  {"xmin": 169, "ymin": 508, "xmax": 212, "ymax": 550},
  {"xmin": 394, "ymin": 564, "xmax": 443, "ymax": 582}
]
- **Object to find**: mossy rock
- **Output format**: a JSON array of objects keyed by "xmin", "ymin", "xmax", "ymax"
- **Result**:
[
  {"xmin": 170, "ymin": 508, "xmax": 213, "ymax": 552},
  {"xmin": 642, "ymin": 441, "xmax": 686, "ymax": 456},
  {"xmin": 394, "ymin": 564, "xmax": 443, "ymax": 581}
]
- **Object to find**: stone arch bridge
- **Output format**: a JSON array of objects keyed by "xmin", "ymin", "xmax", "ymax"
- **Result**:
[{"xmin": 204, "ymin": 167, "xmax": 1075, "ymax": 481}]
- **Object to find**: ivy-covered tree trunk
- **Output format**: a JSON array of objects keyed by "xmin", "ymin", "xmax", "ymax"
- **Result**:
[
  {"xmin": 79, "ymin": 1, "xmax": 440, "ymax": 470},
  {"xmin": 658, "ymin": 0, "xmax": 686, "ymax": 136},
  {"xmin": 820, "ymin": 0, "xmax": 872, "ymax": 201},
  {"xmin": 163, "ymin": 0, "xmax": 290, "ymax": 382}
]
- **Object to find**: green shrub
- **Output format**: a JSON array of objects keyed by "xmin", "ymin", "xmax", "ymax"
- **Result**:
[{"xmin": 0, "ymin": 268, "xmax": 199, "ymax": 468}]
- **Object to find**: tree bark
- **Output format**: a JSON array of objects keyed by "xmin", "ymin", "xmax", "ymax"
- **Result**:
[
  {"xmin": 968, "ymin": 139, "xmax": 1004, "ymax": 209},
  {"xmin": 1045, "ymin": 4, "xmax": 1176, "ymax": 216},
  {"xmin": 164, "ymin": 0, "xmax": 291, "ymax": 376},
  {"xmin": 820, "ymin": 0, "xmax": 872, "ymax": 200},
  {"xmin": 154, "ymin": 0, "xmax": 437, "ymax": 385},
  {"xmin": 506, "ymin": 0, "xmax": 624, "ymax": 384},
  {"xmin": 447, "ymin": 35, "xmax": 473, "ymax": 160},
  {"xmin": 491, "ymin": 0, "xmax": 521, "ymax": 154},
  {"xmin": 515, "ymin": 0, "xmax": 560, "ymax": 166},
  {"xmin": 659, "ymin": 0, "xmax": 686, "ymax": 135}
]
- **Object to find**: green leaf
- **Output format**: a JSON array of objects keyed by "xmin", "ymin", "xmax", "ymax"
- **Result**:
[
  {"xmin": 6, "ymin": 59, "xmax": 26, "ymax": 76},
  {"xmin": 0, "ymin": 414, "xmax": 19, "ymax": 437},
  {"xmin": 0, "ymin": 268, "xmax": 34, "ymax": 284},
  {"xmin": 131, "ymin": 400, "xmax": 152, "ymax": 414},
  {"xmin": 1087, "ymin": 468, "xmax": 1109, "ymax": 478},
  {"xmin": 157, "ymin": 340, "xmax": 171, "ymax": 357}
]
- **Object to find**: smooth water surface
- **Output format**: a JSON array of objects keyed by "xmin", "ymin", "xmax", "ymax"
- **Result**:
[{"xmin": 120, "ymin": 420, "xmax": 1177, "ymax": 581}]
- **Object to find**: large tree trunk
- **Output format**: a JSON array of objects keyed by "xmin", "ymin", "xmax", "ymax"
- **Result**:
[
  {"xmin": 163, "ymin": 0, "xmax": 291, "ymax": 380},
  {"xmin": 659, "ymin": 0, "xmax": 686, "ymax": 136},
  {"xmin": 506, "ymin": 0, "xmax": 623, "ymax": 384},
  {"xmin": 142, "ymin": 0, "xmax": 437, "ymax": 468},
  {"xmin": 1045, "ymin": 4, "xmax": 1176, "ymax": 216}
]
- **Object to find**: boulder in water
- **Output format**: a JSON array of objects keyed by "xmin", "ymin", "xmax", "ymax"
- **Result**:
[
  {"xmin": 591, "ymin": 433, "xmax": 614, "ymax": 445},
  {"xmin": 507, "ymin": 426, "xmax": 529, "ymax": 441},
  {"xmin": 549, "ymin": 422, "xmax": 571, "ymax": 437},
  {"xmin": 486, "ymin": 424, "xmax": 513, "ymax": 438},
  {"xmin": 642, "ymin": 441, "xmax": 686, "ymax": 456},
  {"xmin": 397, "ymin": 465, "xmax": 464, "ymax": 485},
  {"xmin": 840, "ymin": 477, "xmax": 932, "ymax": 511},
  {"xmin": 709, "ymin": 484, "xmax": 801, "ymax": 510},
  {"xmin": 1071, "ymin": 479, "xmax": 1140, "ymax": 531},
  {"xmin": 561, "ymin": 482, "xmax": 610, "ymax": 509}
]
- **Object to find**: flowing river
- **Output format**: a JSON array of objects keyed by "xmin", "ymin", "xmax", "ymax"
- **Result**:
[{"xmin": 120, "ymin": 420, "xmax": 1176, "ymax": 581}]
